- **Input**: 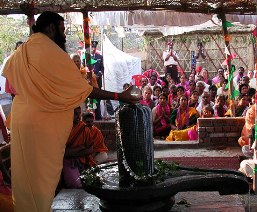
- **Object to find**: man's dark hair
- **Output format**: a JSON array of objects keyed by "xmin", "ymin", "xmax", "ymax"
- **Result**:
[
  {"xmin": 32, "ymin": 11, "xmax": 64, "ymax": 33},
  {"xmin": 247, "ymin": 88, "xmax": 256, "ymax": 98},
  {"xmin": 209, "ymin": 85, "xmax": 217, "ymax": 92},
  {"xmin": 123, "ymin": 83, "xmax": 130, "ymax": 90},
  {"xmin": 82, "ymin": 112, "xmax": 94, "ymax": 121},
  {"xmin": 176, "ymin": 85, "xmax": 185, "ymax": 92},
  {"xmin": 223, "ymin": 79, "xmax": 228, "ymax": 84},
  {"xmin": 15, "ymin": 41, "xmax": 23, "ymax": 50},
  {"xmin": 238, "ymin": 66, "xmax": 245, "ymax": 71}
]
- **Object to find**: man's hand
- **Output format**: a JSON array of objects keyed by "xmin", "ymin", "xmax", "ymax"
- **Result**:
[{"xmin": 119, "ymin": 85, "xmax": 142, "ymax": 104}]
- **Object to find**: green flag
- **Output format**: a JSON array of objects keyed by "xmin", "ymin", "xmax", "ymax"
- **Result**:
[
  {"xmin": 222, "ymin": 21, "xmax": 234, "ymax": 28},
  {"xmin": 225, "ymin": 65, "xmax": 235, "ymax": 90},
  {"xmin": 230, "ymin": 90, "xmax": 240, "ymax": 99},
  {"xmin": 81, "ymin": 53, "xmax": 97, "ymax": 65}
]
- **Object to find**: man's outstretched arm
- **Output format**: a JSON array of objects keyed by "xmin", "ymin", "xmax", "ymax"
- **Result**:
[{"xmin": 88, "ymin": 86, "xmax": 140, "ymax": 104}]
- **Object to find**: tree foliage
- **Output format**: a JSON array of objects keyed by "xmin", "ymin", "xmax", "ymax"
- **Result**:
[
  {"xmin": 0, "ymin": 15, "xmax": 29, "ymax": 63},
  {"xmin": 0, "ymin": 15, "xmax": 84, "ymax": 63}
]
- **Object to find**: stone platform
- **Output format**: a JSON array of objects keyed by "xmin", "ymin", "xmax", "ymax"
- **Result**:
[
  {"xmin": 52, "ymin": 189, "xmax": 247, "ymax": 211},
  {"xmin": 52, "ymin": 140, "xmax": 256, "ymax": 212}
]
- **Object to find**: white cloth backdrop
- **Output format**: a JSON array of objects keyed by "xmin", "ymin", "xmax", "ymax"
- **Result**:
[
  {"xmin": 100, "ymin": 35, "xmax": 141, "ymax": 116},
  {"xmin": 102, "ymin": 35, "xmax": 141, "ymax": 92}
]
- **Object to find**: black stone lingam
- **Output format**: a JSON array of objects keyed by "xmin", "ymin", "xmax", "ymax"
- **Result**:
[{"xmin": 81, "ymin": 104, "xmax": 249, "ymax": 212}]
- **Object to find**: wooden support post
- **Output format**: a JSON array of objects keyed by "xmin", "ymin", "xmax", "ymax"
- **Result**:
[
  {"xmin": 219, "ymin": 12, "xmax": 235, "ymax": 117},
  {"xmin": 82, "ymin": 10, "xmax": 92, "ymax": 82},
  {"xmin": 82, "ymin": 10, "xmax": 94, "ymax": 111},
  {"xmin": 20, "ymin": 2, "xmax": 36, "ymax": 36}
]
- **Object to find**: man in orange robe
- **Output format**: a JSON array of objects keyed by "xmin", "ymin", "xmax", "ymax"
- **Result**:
[
  {"xmin": 2, "ymin": 11, "xmax": 139, "ymax": 212},
  {"xmin": 63, "ymin": 107, "xmax": 108, "ymax": 188}
]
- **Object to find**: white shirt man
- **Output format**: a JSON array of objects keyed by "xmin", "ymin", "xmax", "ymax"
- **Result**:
[
  {"xmin": 163, "ymin": 49, "xmax": 178, "ymax": 67},
  {"xmin": 196, "ymin": 91, "xmax": 214, "ymax": 116},
  {"xmin": 162, "ymin": 42, "xmax": 179, "ymax": 83}
]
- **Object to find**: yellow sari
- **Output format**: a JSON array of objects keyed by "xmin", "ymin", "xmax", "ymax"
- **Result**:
[{"xmin": 166, "ymin": 107, "xmax": 198, "ymax": 141}]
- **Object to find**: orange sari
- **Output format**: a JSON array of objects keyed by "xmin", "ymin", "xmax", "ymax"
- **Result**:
[{"xmin": 238, "ymin": 104, "xmax": 255, "ymax": 147}]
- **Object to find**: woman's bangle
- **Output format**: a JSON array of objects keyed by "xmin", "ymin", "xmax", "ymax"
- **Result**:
[{"xmin": 114, "ymin": 92, "xmax": 119, "ymax": 100}]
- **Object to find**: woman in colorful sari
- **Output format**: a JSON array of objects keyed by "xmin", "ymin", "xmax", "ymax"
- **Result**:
[
  {"xmin": 166, "ymin": 95, "xmax": 199, "ymax": 141},
  {"xmin": 152, "ymin": 93, "xmax": 171, "ymax": 138},
  {"xmin": 238, "ymin": 103, "xmax": 255, "ymax": 147}
]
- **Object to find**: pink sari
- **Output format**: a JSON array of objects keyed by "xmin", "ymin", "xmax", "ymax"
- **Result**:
[
  {"xmin": 153, "ymin": 103, "xmax": 171, "ymax": 137},
  {"xmin": 156, "ymin": 103, "xmax": 171, "ymax": 126}
]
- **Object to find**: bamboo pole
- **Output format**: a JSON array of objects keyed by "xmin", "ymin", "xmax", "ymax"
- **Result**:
[
  {"xmin": 82, "ymin": 10, "xmax": 94, "ymax": 111},
  {"xmin": 82, "ymin": 10, "xmax": 92, "ymax": 80},
  {"xmin": 219, "ymin": 12, "xmax": 235, "ymax": 117},
  {"xmin": 20, "ymin": 2, "xmax": 36, "ymax": 36}
]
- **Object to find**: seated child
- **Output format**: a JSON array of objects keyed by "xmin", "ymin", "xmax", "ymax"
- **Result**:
[
  {"xmin": 187, "ymin": 104, "xmax": 214, "ymax": 140},
  {"xmin": 201, "ymin": 104, "xmax": 214, "ymax": 118},
  {"xmin": 213, "ymin": 94, "xmax": 228, "ymax": 117}
]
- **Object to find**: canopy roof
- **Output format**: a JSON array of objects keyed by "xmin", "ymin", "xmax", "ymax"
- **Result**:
[{"xmin": 0, "ymin": 0, "xmax": 256, "ymax": 15}]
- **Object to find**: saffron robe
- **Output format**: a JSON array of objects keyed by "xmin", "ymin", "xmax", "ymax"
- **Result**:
[
  {"xmin": 3, "ymin": 33, "xmax": 93, "ymax": 212},
  {"xmin": 66, "ymin": 121, "xmax": 108, "ymax": 167}
]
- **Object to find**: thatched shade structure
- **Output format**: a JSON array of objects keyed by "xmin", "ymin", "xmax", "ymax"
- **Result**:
[{"xmin": 0, "ymin": 0, "xmax": 256, "ymax": 15}]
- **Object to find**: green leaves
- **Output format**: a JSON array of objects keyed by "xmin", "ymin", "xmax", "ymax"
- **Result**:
[
  {"xmin": 80, "ymin": 166, "xmax": 103, "ymax": 187},
  {"xmin": 154, "ymin": 159, "xmax": 179, "ymax": 182},
  {"xmin": 0, "ymin": 16, "xmax": 29, "ymax": 63}
]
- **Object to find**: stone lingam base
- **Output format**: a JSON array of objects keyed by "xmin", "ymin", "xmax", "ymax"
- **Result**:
[{"xmin": 81, "ymin": 162, "xmax": 249, "ymax": 212}]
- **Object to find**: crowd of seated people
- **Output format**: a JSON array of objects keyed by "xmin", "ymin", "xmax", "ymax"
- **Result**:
[
  {"xmin": 68, "ymin": 53, "xmax": 256, "ymax": 144},
  {"xmin": 133, "ymin": 65, "xmax": 256, "ymax": 142}
]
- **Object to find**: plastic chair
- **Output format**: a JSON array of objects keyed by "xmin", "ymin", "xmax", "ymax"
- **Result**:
[
  {"xmin": 142, "ymin": 69, "xmax": 160, "ymax": 79},
  {"xmin": 131, "ymin": 74, "xmax": 148, "ymax": 88}
]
